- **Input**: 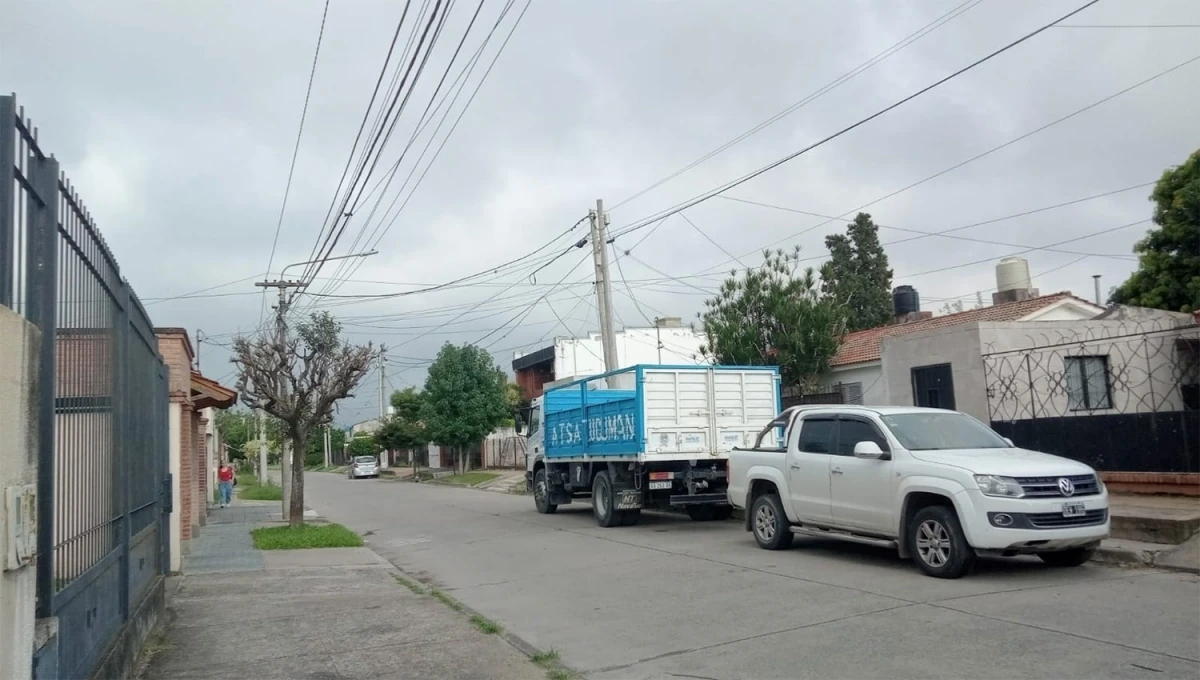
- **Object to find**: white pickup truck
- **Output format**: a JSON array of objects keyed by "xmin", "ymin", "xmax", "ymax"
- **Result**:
[{"xmin": 727, "ymin": 405, "xmax": 1110, "ymax": 578}]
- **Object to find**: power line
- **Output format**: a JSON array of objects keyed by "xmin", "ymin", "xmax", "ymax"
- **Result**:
[
  {"xmin": 259, "ymin": 0, "xmax": 331, "ymax": 325},
  {"xmin": 1053, "ymin": 24, "xmax": 1200, "ymax": 28},
  {"xmin": 609, "ymin": 0, "xmax": 1103, "ymax": 240},
  {"xmin": 608, "ymin": 0, "xmax": 989, "ymax": 211}
]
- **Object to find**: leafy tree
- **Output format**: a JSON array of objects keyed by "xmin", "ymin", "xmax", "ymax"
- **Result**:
[
  {"xmin": 214, "ymin": 409, "xmax": 255, "ymax": 461},
  {"xmin": 347, "ymin": 436, "xmax": 378, "ymax": 459},
  {"xmin": 1111, "ymin": 149, "xmax": 1200, "ymax": 313},
  {"xmin": 700, "ymin": 247, "xmax": 846, "ymax": 392},
  {"xmin": 819, "ymin": 212, "xmax": 894, "ymax": 331},
  {"xmin": 304, "ymin": 426, "xmax": 345, "ymax": 468},
  {"xmin": 233, "ymin": 311, "xmax": 375, "ymax": 527},
  {"xmin": 377, "ymin": 387, "xmax": 429, "ymax": 475},
  {"xmin": 422, "ymin": 343, "xmax": 509, "ymax": 474},
  {"xmin": 503, "ymin": 380, "xmax": 527, "ymax": 426}
]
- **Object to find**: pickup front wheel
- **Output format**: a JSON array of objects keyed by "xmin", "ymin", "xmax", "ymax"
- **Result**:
[
  {"xmin": 909, "ymin": 506, "xmax": 975, "ymax": 579},
  {"xmin": 750, "ymin": 493, "xmax": 793, "ymax": 550}
]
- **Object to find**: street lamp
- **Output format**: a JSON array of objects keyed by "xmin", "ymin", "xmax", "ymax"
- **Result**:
[{"xmin": 278, "ymin": 249, "xmax": 380, "ymax": 283}]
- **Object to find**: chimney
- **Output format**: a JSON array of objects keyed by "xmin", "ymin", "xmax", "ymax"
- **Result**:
[
  {"xmin": 891, "ymin": 286, "xmax": 930, "ymax": 324},
  {"xmin": 991, "ymin": 257, "xmax": 1039, "ymax": 305}
]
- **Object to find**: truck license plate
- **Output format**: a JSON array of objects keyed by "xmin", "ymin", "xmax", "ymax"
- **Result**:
[
  {"xmin": 648, "ymin": 481, "xmax": 672, "ymax": 490},
  {"xmin": 1061, "ymin": 502, "xmax": 1086, "ymax": 518}
]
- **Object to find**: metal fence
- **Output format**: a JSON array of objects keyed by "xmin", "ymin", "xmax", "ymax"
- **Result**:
[
  {"xmin": 1, "ymin": 94, "xmax": 170, "ymax": 680},
  {"xmin": 982, "ymin": 319, "xmax": 1200, "ymax": 473}
]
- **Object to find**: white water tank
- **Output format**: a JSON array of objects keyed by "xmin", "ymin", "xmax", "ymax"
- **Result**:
[{"xmin": 995, "ymin": 257, "xmax": 1032, "ymax": 292}]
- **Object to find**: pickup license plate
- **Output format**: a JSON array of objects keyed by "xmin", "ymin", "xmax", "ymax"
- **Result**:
[
  {"xmin": 1061, "ymin": 502, "xmax": 1086, "ymax": 518},
  {"xmin": 648, "ymin": 481, "xmax": 672, "ymax": 490}
]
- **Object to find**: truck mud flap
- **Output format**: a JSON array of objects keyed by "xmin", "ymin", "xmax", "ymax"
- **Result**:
[
  {"xmin": 616, "ymin": 489, "xmax": 642, "ymax": 511},
  {"xmin": 670, "ymin": 493, "xmax": 728, "ymax": 506}
]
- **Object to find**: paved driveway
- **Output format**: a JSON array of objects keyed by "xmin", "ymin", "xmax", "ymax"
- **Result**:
[{"xmin": 308, "ymin": 473, "xmax": 1200, "ymax": 679}]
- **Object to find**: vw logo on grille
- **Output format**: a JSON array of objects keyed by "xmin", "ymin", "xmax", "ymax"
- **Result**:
[{"xmin": 1058, "ymin": 477, "xmax": 1075, "ymax": 497}]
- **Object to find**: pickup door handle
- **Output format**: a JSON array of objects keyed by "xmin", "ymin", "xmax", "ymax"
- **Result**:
[
  {"xmin": 789, "ymin": 464, "xmax": 802, "ymax": 470},
  {"xmin": 830, "ymin": 467, "xmax": 844, "ymax": 475}
]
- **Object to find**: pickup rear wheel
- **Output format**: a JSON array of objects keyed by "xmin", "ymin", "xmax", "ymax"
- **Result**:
[
  {"xmin": 909, "ymin": 506, "xmax": 975, "ymax": 579},
  {"xmin": 750, "ymin": 493, "xmax": 793, "ymax": 550},
  {"xmin": 593, "ymin": 471, "xmax": 621, "ymax": 528},
  {"xmin": 533, "ymin": 469, "xmax": 557, "ymax": 514}
]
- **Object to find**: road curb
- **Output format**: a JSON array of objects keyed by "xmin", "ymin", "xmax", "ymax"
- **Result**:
[{"xmin": 1090, "ymin": 541, "xmax": 1200, "ymax": 574}]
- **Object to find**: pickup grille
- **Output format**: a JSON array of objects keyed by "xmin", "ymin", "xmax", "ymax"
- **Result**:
[
  {"xmin": 1014, "ymin": 474, "xmax": 1100, "ymax": 498},
  {"xmin": 1027, "ymin": 509, "xmax": 1108, "ymax": 529}
]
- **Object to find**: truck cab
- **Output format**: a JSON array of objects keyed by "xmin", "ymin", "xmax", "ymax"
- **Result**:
[{"xmin": 728, "ymin": 405, "xmax": 1110, "ymax": 578}]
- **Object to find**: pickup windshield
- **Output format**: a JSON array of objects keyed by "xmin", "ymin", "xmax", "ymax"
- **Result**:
[{"xmin": 880, "ymin": 412, "xmax": 1010, "ymax": 451}]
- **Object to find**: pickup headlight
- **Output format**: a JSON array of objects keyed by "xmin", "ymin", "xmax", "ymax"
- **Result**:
[{"xmin": 974, "ymin": 475, "xmax": 1026, "ymax": 498}]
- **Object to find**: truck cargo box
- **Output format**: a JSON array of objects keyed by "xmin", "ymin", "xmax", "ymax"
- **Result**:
[{"xmin": 542, "ymin": 365, "xmax": 780, "ymax": 461}]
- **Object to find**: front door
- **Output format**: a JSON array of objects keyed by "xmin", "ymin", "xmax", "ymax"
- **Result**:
[
  {"xmin": 828, "ymin": 416, "xmax": 896, "ymax": 534},
  {"xmin": 912, "ymin": 363, "xmax": 956, "ymax": 410},
  {"xmin": 786, "ymin": 416, "xmax": 834, "ymax": 523}
]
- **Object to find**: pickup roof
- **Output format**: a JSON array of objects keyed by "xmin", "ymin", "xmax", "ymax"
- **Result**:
[{"xmin": 727, "ymin": 405, "xmax": 1110, "ymax": 578}]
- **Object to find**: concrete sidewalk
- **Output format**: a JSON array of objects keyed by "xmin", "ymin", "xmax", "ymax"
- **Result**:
[{"xmin": 146, "ymin": 499, "xmax": 543, "ymax": 679}]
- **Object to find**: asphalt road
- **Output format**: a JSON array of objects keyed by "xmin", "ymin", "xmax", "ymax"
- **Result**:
[{"xmin": 306, "ymin": 472, "xmax": 1200, "ymax": 680}]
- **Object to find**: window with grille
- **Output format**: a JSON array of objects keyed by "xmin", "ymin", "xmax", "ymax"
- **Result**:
[
  {"xmin": 1064, "ymin": 356, "xmax": 1111, "ymax": 411},
  {"xmin": 840, "ymin": 382, "xmax": 864, "ymax": 405}
]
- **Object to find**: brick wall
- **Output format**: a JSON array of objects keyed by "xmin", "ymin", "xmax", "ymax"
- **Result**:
[
  {"xmin": 190, "ymin": 410, "xmax": 201, "ymax": 533},
  {"xmin": 198, "ymin": 415, "xmax": 209, "ymax": 525},
  {"xmin": 179, "ymin": 404, "xmax": 193, "ymax": 541}
]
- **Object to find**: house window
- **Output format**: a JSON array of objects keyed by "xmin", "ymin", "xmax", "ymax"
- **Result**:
[
  {"xmin": 1065, "ymin": 356, "xmax": 1111, "ymax": 411},
  {"xmin": 840, "ymin": 382, "xmax": 864, "ymax": 405}
]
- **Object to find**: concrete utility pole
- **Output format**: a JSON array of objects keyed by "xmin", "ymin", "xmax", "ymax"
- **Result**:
[
  {"xmin": 590, "ymin": 199, "xmax": 619, "ymax": 379},
  {"xmin": 379, "ymin": 346, "xmax": 387, "ymax": 420},
  {"xmin": 257, "ymin": 408, "xmax": 267, "ymax": 483},
  {"xmin": 322, "ymin": 426, "xmax": 330, "ymax": 469},
  {"xmin": 654, "ymin": 317, "xmax": 664, "ymax": 364},
  {"xmin": 254, "ymin": 279, "xmax": 307, "ymax": 521}
]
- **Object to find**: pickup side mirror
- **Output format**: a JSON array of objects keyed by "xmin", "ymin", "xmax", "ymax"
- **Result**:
[
  {"xmin": 853, "ymin": 441, "xmax": 885, "ymax": 459},
  {"xmin": 1002, "ymin": 437, "xmax": 1014, "ymax": 447}
]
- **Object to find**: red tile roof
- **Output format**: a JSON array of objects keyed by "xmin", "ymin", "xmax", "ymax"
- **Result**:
[{"xmin": 831, "ymin": 292, "xmax": 1083, "ymax": 367}]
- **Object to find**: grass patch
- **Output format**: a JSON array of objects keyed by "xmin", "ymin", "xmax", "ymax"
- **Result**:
[
  {"xmin": 250, "ymin": 523, "xmax": 363, "ymax": 550},
  {"xmin": 394, "ymin": 574, "xmax": 425, "ymax": 595},
  {"xmin": 546, "ymin": 669, "xmax": 575, "ymax": 680},
  {"xmin": 439, "ymin": 472, "xmax": 500, "ymax": 486},
  {"xmin": 430, "ymin": 589, "xmax": 464, "ymax": 612},
  {"xmin": 236, "ymin": 473, "xmax": 283, "ymax": 501},
  {"xmin": 470, "ymin": 614, "xmax": 502, "ymax": 635},
  {"xmin": 531, "ymin": 650, "xmax": 560, "ymax": 667}
]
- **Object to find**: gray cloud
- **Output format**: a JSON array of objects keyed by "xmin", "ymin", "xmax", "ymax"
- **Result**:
[{"xmin": 4, "ymin": 0, "xmax": 1198, "ymax": 424}]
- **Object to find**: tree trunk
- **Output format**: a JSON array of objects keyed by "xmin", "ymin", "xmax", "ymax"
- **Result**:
[{"xmin": 289, "ymin": 430, "xmax": 308, "ymax": 528}]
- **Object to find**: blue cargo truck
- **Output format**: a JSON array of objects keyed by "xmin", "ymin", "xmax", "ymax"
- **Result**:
[{"xmin": 523, "ymin": 365, "xmax": 781, "ymax": 527}]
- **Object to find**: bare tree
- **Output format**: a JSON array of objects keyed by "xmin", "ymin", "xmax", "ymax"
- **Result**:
[{"xmin": 233, "ymin": 311, "xmax": 375, "ymax": 527}]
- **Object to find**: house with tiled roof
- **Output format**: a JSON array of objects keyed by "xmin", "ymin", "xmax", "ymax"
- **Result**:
[{"xmin": 818, "ymin": 290, "xmax": 1105, "ymax": 407}]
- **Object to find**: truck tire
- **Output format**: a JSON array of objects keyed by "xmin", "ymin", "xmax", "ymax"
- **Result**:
[
  {"xmin": 750, "ymin": 494, "xmax": 793, "ymax": 550},
  {"xmin": 533, "ymin": 469, "xmax": 557, "ymax": 515},
  {"xmin": 1038, "ymin": 546, "xmax": 1095, "ymax": 567},
  {"xmin": 909, "ymin": 506, "xmax": 975, "ymax": 579},
  {"xmin": 592, "ymin": 471, "xmax": 621, "ymax": 528},
  {"xmin": 687, "ymin": 505, "xmax": 717, "ymax": 521}
]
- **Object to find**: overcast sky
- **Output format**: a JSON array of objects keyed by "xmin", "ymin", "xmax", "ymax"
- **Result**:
[{"xmin": 4, "ymin": 0, "xmax": 1198, "ymax": 425}]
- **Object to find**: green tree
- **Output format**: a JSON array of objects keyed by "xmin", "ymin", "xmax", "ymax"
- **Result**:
[
  {"xmin": 819, "ymin": 212, "xmax": 894, "ymax": 331},
  {"xmin": 347, "ymin": 436, "xmax": 378, "ymax": 459},
  {"xmin": 214, "ymin": 408, "xmax": 255, "ymax": 461},
  {"xmin": 233, "ymin": 311, "xmax": 375, "ymax": 527},
  {"xmin": 304, "ymin": 426, "xmax": 346, "ymax": 468},
  {"xmin": 421, "ymin": 343, "xmax": 508, "ymax": 474},
  {"xmin": 1111, "ymin": 149, "xmax": 1200, "ymax": 313},
  {"xmin": 700, "ymin": 247, "xmax": 846, "ymax": 392},
  {"xmin": 377, "ymin": 387, "xmax": 429, "ymax": 475}
]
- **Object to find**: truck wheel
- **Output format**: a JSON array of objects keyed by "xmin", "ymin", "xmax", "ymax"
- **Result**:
[
  {"xmin": 1039, "ymin": 547, "xmax": 1095, "ymax": 567},
  {"xmin": 909, "ymin": 506, "xmax": 975, "ymax": 579},
  {"xmin": 687, "ymin": 505, "xmax": 717, "ymax": 522},
  {"xmin": 592, "ymin": 471, "xmax": 621, "ymax": 528},
  {"xmin": 621, "ymin": 509, "xmax": 641, "ymax": 526},
  {"xmin": 750, "ymin": 494, "xmax": 793, "ymax": 550},
  {"xmin": 533, "ymin": 469, "xmax": 557, "ymax": 515}
]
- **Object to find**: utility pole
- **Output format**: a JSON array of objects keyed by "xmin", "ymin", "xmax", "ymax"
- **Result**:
[
  {"xmin": 323, "ymin": 426, "xmax": 331, "ymax": 469},
  {"xmin": 254, "ymin": 278, "xmax": 307, "ymax": 521},
  {"xmin": 379, "ymin": 346, "xmax": 387, "ymax": 420},
  {"xmin": 590, "ymin": 199, "xmax": 619, "ymax": 380},
  {"xmin": 653, "ymin": 317, "xmax": 664, "ymax": 364},
  {"xmin": 195, "ymin": 329, "xmax": 204, "ymax": 371},
  {"xmin": 257, "ymin": 408, "xmax": 267, "ymax": 484}
]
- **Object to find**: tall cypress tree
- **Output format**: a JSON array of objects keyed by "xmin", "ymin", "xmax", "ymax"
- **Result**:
[{"xmin": 819, "ymin": 213, "xmax": 894, "ymax": 332}]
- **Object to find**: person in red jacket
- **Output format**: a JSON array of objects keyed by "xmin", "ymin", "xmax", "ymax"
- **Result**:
[{"xmin": 217, "ymin": 462, "xmax": 236, "ymax": 508}]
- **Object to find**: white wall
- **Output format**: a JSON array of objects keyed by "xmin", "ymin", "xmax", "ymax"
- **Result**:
[
  {"xmin": 0, "ymin": 308, "xmax": 38, "ymax": 680},
  {"xmin": 881, "ymin": 323, "xmax": 989, "ymax": 420},
  {"xmin": 554, "ymin": 325, "xmax": 705, "ymax": 378},
  {"xmin": 820, "ymin": 361, "xmax": 888, "ymax": 406}
]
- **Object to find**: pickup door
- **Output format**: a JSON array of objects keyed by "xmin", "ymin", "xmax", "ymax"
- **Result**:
[
  {"xmin": 785, "ymin": 415, "xmax": 835, "ymax": 524},
  {"xmin": 828, "ymin": 415, "xmax": 896, "ymax": 533}
]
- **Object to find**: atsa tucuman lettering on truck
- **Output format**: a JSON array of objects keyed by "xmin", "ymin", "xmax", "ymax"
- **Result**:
[{"xmin": 522, "ymin": 365, "xmax": 781, "ymax": 527}]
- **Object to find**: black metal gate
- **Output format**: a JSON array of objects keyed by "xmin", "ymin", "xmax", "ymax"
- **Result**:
[
  {"xmin": 0, "ymin": 95, "xmax": 171, "ymax": 680},
  {"xmin": 982, "ymin": 320, "xmax": 1200, "ymax": 472}
]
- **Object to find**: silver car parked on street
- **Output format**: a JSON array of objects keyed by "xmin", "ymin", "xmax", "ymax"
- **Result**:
[{"xmin": 348, "ymin": 455, "xmax": 380, "ymax": 479}]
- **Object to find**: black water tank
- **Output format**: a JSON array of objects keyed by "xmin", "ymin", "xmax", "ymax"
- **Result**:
[{"xmin": 893, "ymin": 285, "xmax": 919, "ymax": 316}]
